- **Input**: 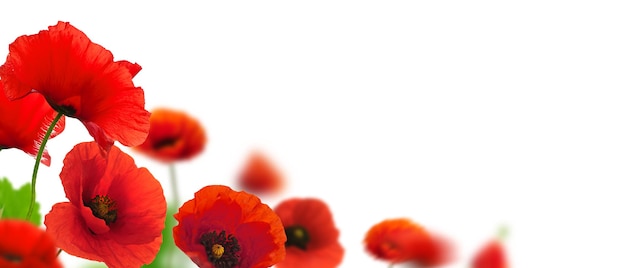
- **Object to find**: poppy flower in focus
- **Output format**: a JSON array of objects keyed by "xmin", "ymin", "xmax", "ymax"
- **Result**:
[
  {"xmin": 133, "ymin": 107, "xmax": 207, "ymax": 163},
  {"xmin": 274, "ymin": 198, "xmax": 344, "ymax": 268},
  {"xmin": 237, "ymin": 151, "xmax": 285, "ymax": 196},
  {"xmin": 471, "ymin": 239, "xmax": 508, "ymax": 268},
  {"xmin": 44, "ymin": 141, "xmax": 166, "ymax": 268},
  {"xmin": 174, "ymin": 185, "xmax": 286, "ymax": 268},
  {"xmin": 363, "ymin": 218, "xmax": 453, "ymax": 267},
  {"xmin": 0, "ymin": 219, "xmax": 63, "ymax": 268},
  {"xmin": 0, "ymin": 21, "xmax": 150, "ymax": 153},
  {"xmin": 0, "ymin": 84, "xmax": 65, "ymax": 166}
]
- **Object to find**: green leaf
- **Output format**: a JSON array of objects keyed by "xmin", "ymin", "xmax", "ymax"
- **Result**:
[
  {"xmin": 143, "ymin": 204, "xmax": 182, "ymax": 267},
  {"xmin": 0, "ymin": 177, "xmax": 41, "ymax": 226}
]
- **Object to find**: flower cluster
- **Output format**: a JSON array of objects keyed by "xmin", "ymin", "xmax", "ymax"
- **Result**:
[{"xmin": 0, "ymin": 21, "xmax": 510, "ymax": 268}]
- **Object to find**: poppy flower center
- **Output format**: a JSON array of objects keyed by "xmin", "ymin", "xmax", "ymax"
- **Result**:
[
  {"xmin": 285, "ymin": 225, "xmax": 310, "ymax": 250},
  {"xmin": 47, "ymin": 99, "xmax": 77, "ymax": 117},
  {"xmin": 1, "ymin": 253, "xmax": 21, "ymax": 263},
  {"xmin": 86, "ymin": 195, "xmax": 118, "ymax": 225},
  {"xmin": 199, "ymin": 230, "xmax": 240, "ymax": 268},
  {"xmin": 153, "ymin": 137, "xmax": 178, "ymax": 150}
]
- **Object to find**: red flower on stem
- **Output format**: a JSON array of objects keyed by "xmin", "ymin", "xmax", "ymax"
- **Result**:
[
  {"xmin": 471, "ymin": 239, "xmax": 508, "ymax": 268},
  {"xmin": 133, "ymin": 107, "xmax": 207, "ymax": 163},
  {"xmin": 0, "ymin": 83, "xmax": 65, "ymax": 166},
  {"xmin": 274, "ymin": 198, "xmax": 344, "ymax": 268},
  {"xmin": 0, "ymin": 21, "xmax": 150, "ymax": 153},
  {"xmin": 0, "ymin": 219, "xmax": 63, "ymax": 268},
  {"xmin": 174, "ymin": 185, "xmax": 286, "ymax": 268},
  {"xmin": 44, "ymin": 141, "xmax": 166, "ymax": 268},
  {"xmin": 237, "ymin": 151, "xmax": 285, "ymax": 196},
  {"xmin": 364, "ymin": 218, "xmax": 453, "ymax": 267}
]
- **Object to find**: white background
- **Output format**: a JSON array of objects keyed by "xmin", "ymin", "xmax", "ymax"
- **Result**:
[{"xmin": 2, "ymin": 1, "xmax": 626, "ymax": 267}]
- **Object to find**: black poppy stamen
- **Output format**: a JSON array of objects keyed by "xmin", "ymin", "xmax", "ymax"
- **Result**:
[
  {"xmin": 199, "ymin": 230, "xmax": 240, "ymax": 268},
  {"xmin": 86, "ymin": 195, "xmax": 118, "ymax": 225},
  {"xmin": 285, "ymin": 225, "xmax": 310, "ymax": 250},
  {"xmin": 47, "ymin": 100, "xmax": 77, "ymax": 116},
  {"xmin": 2, "ymin": 253, "xmax": 22, "ymax": 263},
  {"xmin": 153, "ymin": 137, "xmax": 178, "ymax": 150}
]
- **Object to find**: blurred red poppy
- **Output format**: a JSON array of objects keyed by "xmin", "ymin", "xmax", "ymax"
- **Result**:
[
  {"xmin": 237, "ymin": 151, "xmax": 284, "ymax": 196},
  {"xmin": 471, "ymin": 239, "xmax": 508, "ymax": 268},
  {"xmin": 44, "ymin": 141, "xmax": 166, "ymax": 268},
  {"xmin": 0, "ymin": 84, "xmax": 65, "ymax": 166},
  {"xmin": 0, "ymin": 21, "xmax": 150, "ymax": 153},
  {"xmin": 274, "ymin": 198, "xmax": 344, "ymax": 268},
  {"xmin": 363, "ymin": 218, "xmax": 453, "ymax": 267},
  {"xmin": 174, "ymin": 185, "xmax": 286, "ymax": 268},
  {"xmin": 0, "ymin": 219, "xmax": 63, "ymax": 268},
  {"xmin": 133, "ymin": 107, "xmax": 207, "ymax": 163}
]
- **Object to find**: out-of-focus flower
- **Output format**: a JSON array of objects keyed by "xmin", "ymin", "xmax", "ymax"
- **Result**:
[
  {"xmin": 471, "ymin": 239, "xmax": 508, "ymax": 268},
  {"xmin": 0, "ymin": 84, "xmax": 65, "ymax": 166},
  {"xmin": 0, "ymin": 219, "xmax": 63, "ymax": 268},
  {"xmin": 363, "ymin": 218, "xmax": 453, "ymax": 267},
  {"xmin": 274, "ymin": 197, "xmax": 344, "ymax": 268},
  {"xmin": 132, "ymin": 107, "xmax": 207, "ymax": 163},
  {"xmin": 0, "ymin": 21, "xmax": 150, "ymax": 153},
  {"xmin": 44, "ymin": 141, "xmax": 166, "ymax": 268},
  {"xmin": 174, "ymin": 185, "xmax": 286, "ymax": 268},
  {"xmin": 237, "ymin": 151, "xmax": 284, "ymax": 196}
]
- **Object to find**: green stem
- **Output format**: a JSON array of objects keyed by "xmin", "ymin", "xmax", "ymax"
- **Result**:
[
  {"xmin": 169, "ymin": 164, "xmax": 179, "ymax": 209},
  {"xmin": 26, "ymin": 112, "xmax": 63, "ymax": 220},
  {"xmin": 56, "ymin": 249, "xmax": 62, "ymax": 257},
  {"xmin": 167, "ymin": 163, "xmax": 179, "ymax": 267}
]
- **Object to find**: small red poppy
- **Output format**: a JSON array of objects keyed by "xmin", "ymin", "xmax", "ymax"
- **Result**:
[
  {"xmin": 274, "ymin": 198, "xmax": 344, "ymax": 268},
  {"xmin": 44, "ymin": 141, "xmax": 166, "ymax": 268},
  {"xmin": 363, "ymin": 218, "xmax": 453, "ymax": 267},
  {"xmin": 0, "ymin": 219, "xmax": 63, "ymax": 268},
  {"xmin": 133, "ymin": 107, "xmax": 207, "ymax": 163},
  {"xmin": 237, "ymin": 151, "xmax": 285, "ymax": 196},
  {"xmin": 471, "ymin": 239, "xmax": 508, "ymax": 268},
  {"xmin": 174, "ymin": 185, "xmax": 286, "ymax": 268},
  {"xmin": 0, "ymin": 21, "xmax": 150, "ymax": 153},
  {"xmin": 0, "ymin": 84, "xmax": 65, "ymax": 166}
]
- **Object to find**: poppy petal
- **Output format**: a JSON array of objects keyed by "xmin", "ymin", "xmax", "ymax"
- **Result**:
[
  {"xmin": 0, "ymin": 21, "xmax": 150, "ymax": 152},
  {"xmin": 0, "ymin": 85, "xmax": 65, "ymax": 166}
]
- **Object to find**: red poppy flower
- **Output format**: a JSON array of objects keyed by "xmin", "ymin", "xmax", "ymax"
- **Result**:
[
  {"xmin": 0, "ymin": 219, "xmax": 63, "ymax": 268},
  {"xmin": 44, "ymin": 141, "xmax": 166, "ymax": 268},
  {"xmin": 274, "ymin": 198, "xmax": 344, "ymax": 268},
  {"xmin": 133, "ymin": 107, "xmax": 207, "ymax": 163},
  {"xmin": 0, "ymin": 21, "xmax": 150, "ymax": 153},
  {"xmin": 363, "ymin": 218, "xmax": 453, "ymax": 267},
  {"xmin": 174, "ymin": 185, "xmax": 286, "ymax": 268},
  {"xmin": 237, "ymin": 151, "xmax": 285, "ymax": 196},
  {"xmin": 471, "ymin": 239, "xmax": 508, "ymax": 268},
  {"xmin": 0, "ymin": 83, "xmax": 65, "ymax": 166}
]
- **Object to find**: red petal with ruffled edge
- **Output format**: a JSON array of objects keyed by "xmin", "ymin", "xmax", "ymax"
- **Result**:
[
  {"xmin": 174, "ymin": 185, "xmax": 286, "ymax": 268},
  {"xmin": 45, "ymin": 141, "xmax": 166, "ymax": 268},
  {"xmin": 0, "ymin": 84, "xmax": 65, "ymax": 166},
  {"xmin": 0, "ymin": 21, "xmax": 149, "ymax": 153}
]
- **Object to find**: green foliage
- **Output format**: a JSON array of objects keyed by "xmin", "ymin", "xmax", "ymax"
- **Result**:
[
  {"xmin": 143, "ymin": 204, "xmax": 181, "ymax": 267},
  {"xmin": 0, "ymin": 177, "xmax": 41, "ymax": 226}
]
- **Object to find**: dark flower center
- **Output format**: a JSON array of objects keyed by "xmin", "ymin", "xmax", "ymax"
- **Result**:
[
  {"xmin": 285, "ymin": 225, "xmax": 310, "ymax": 250},
  {"xmin": 153, "ymin": 137, "xmax": 178, "ymax": 150},
  {"xmin": 1, "ymin": 253, "xmax": 21, "ymax": 263},
  {"xmin": 199, "ymin": 230, "xmax": 240, "ymax": 268},
  {"xmin": 47, "ymin": 99, "xmax": 77, "ymax": 117},
  {"xmin": 86, "ymin": 195, "xmax": 118, "ymax": 225}
]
